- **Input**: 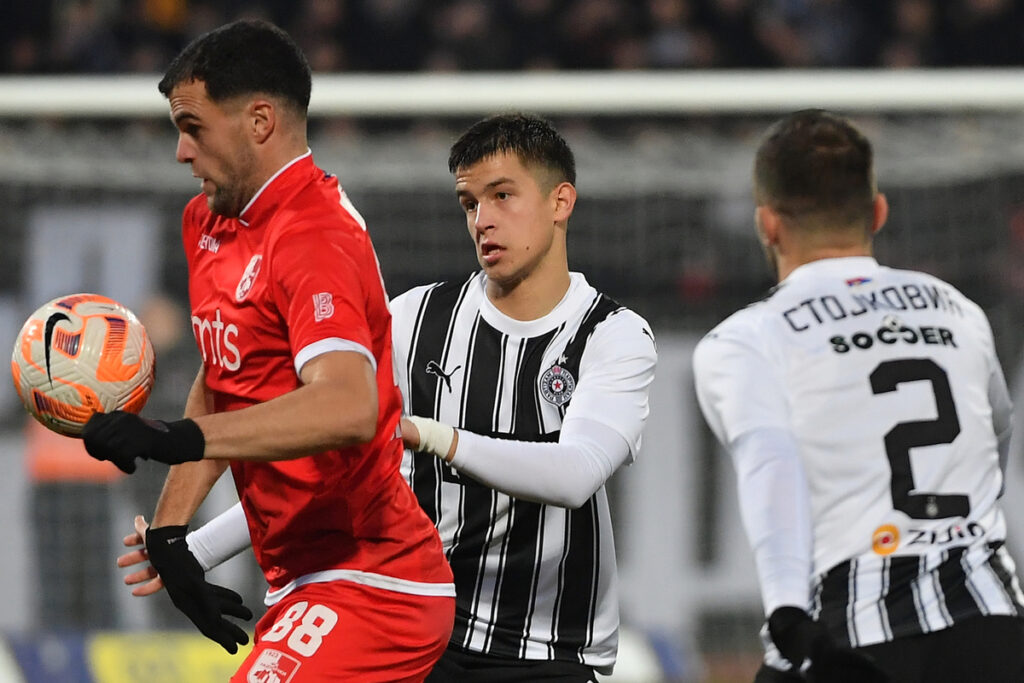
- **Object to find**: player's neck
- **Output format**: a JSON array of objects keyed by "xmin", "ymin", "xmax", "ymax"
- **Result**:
[
  {"xmin": 776, "ymin": 244, "xmax": 873, "ymax": 282},
  {"xmin": 258, "ymin": 143, "xmax": 310, "ymax": 183},
  {"xmin": 486, "ymin": 267, "xmax": 572, "ymax": 322},
  {"xmin": 237, "ymin": 144, "xmax": 311, "ymax": 215}
]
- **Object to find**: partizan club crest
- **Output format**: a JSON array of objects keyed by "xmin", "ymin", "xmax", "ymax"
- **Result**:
[{"xmin": 540, "ymin": 363, "xmax": 576, "ymax": 406}]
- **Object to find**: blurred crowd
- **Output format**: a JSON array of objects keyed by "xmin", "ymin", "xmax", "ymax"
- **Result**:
[{"xmin": 4, "ymin": 0, "xmax": 1024, "ymax": 74}]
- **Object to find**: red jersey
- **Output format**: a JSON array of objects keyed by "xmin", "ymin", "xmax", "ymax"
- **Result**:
[{"xmin": 182, "ymin": 153, "xmax": 453, "ymax": 602}]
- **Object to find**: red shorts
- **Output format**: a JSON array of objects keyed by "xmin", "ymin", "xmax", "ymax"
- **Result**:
[{"xmin": 231, "ymin": 581, "xmax": 454, "ymax": 683}]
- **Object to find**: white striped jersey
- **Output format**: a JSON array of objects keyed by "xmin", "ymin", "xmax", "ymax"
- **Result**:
[
  {"xmin": 390, "ymin": 271, "xmax": 656, "ymax": 672},
  {"xmin": 694, "ymin": 256, "xmax": 1024, "ymax": 649}
]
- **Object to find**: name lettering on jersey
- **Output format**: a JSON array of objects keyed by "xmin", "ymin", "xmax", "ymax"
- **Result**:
[
  {"xmin": 198, "ymin": 233, "xmax": 220, "ymax": 253},
  {"xmin": 312, "ymin": 292, "xmax": 335, "ymax": 322},
  {"xmin": 782, "ymin": 282, "xmax": 964, "ymax": 333},
  {"xmin": 192, "ymin": 308, "xmax": 241, "ymax": 371},
  {"xmin": 830, "ymin": 315, "xmax": 958, "ymax": 353},
  {"xmin": 873, "ymin": 521, "xmax": 986, "ymax": 555},
  {"xmin": 907, "ymin": 521, "xmax": 985, "ymax": 548},
  {"xmin": 236, "ymin": 254, "xmax": 263, "ymax": 302}
]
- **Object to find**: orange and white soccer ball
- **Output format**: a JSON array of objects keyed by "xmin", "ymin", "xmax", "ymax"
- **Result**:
[{"xmin": 10, "ymin": 293, "xmax": 155, "ymax": 436}]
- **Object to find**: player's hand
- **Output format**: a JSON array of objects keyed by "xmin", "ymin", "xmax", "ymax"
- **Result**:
[
  {"xmin": 146, "ymin": 524, "xmax": 252, "ymax": 654},
  {"xmin": 768, "ymin": 606, "xmax": 889, "ymax": 683},
  {"xmin": 116, "ymin": 515, "xmax": 165, "ymax": 596},
  {"xmin": 82, "ymin": 411, "xmax": 205, "ymax": 473},
  {"xmin": 402, "ymin": 416, "xmax": 457, "ymax": 462}
]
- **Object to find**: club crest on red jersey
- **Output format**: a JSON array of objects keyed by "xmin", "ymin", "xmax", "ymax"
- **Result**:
[
  {"xmin": 236, "ymin": 254, "xmax": 263, "ymax": 301},
  {"xmin": 540, "ymin": 364, "xmax": 576, "ymax": 406},
  {"xmin": 247, "ymin": 649, "xmax": 301, "ymax": 683}
]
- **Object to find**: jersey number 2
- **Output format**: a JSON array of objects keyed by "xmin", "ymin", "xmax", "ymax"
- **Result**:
[{"xmin": 869, "ymin": 358, "xmax": 969, "ymax": 519}]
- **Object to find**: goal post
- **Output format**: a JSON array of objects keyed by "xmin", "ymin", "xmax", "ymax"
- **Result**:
[{"xmin": 2, "ymin": 69, "xmax": 1024, "ymax": 117}]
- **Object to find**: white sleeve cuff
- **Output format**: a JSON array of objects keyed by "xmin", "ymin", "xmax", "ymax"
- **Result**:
[
  {"xmin": 294, "ymin": 338, "xmax": 377, "ymax": 377},
  {"xmin": 186, "ymin": 502, "xmax": 251, "ymax": 572}
]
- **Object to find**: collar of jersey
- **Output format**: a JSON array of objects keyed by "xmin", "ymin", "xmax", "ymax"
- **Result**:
[
  {"xmin": 237, "ymin": 150, "xmax": 314, "ymax": 227},
  {"xmin": 478, "ymin": 271, "xmax": 591, "ymax": 337},
  {"xmin": 783, "ymin": 256, "xmax": 880, "ymax": 284}
]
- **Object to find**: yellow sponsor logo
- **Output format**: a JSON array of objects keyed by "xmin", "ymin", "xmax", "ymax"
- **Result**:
[
  {"xmin": 88, "ymin": 632, "xmax": 250, "ymax": 683},
  {"xmin": 872, "ymin": 524, "xmax": 900, "ymax": 555}
]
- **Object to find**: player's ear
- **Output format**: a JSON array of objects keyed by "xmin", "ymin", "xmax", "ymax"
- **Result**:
[
  {"xmin": 870, "ymin": 193, "xmax": 888, "ymax": 236},
  {"xmin": 552, "ymin": 182, "xmax": 577, "ymax": 223},
  {"xmin": 249, "ymin": 99, "xmax": 275, "ymax": 144},
  {"xmin": 755, "ymin": 205, "xmax": 780, "ymax": 247}
]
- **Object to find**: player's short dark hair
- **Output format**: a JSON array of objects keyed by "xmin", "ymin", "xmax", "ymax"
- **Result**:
[
  {"xmin": 158, "ymin": 19, "xmax": 311, "ymax": 115},
  {"xmin": 754, "ymin": 109, "xmax": 875, "ymax": 228},
  {"xmin": 448, "ymin": 113, "xmax": 576, "ymax": 187}
]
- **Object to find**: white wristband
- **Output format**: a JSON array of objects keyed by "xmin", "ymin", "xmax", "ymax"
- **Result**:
[{"xmin": 408, "ymin": 416, "xmax": 455, "ymax": 460}]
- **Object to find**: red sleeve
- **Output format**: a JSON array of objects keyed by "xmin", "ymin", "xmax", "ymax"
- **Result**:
[{"xmin": 267, "ymin": 223, "xmax": 375, "ymax": 365}]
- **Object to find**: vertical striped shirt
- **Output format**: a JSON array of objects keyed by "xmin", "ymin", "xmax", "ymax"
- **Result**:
[
  {"xmin": 695, "ymin": 257, "xmax": 1024, "ymax": 665},
  {"xmin": 391, "ymin": 272, "xmax": 655, "ymax": 672}
]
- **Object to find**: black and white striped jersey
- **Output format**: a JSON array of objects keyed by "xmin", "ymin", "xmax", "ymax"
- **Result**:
[
  {"xmin": 694, "ymin": 257, "xmax": 1024, "ymax": 656},
  {"xmin": 390, "ymin": 271, "xmax": 656, "ymax": 672}
]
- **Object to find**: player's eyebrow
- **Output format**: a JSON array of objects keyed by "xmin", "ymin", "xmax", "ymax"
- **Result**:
[
  {"xmin": 484, "ymin": 177, "xmax": 515, "ymax": 190},
  {"xmin": 171, "ymin": 111, "xmax": 199, "ymax": 127},
  {"xmin": 455, "ymin": 177, "xmax": 516, "ymax": 198}
]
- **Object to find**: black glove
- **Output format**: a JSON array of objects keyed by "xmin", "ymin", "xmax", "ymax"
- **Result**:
[
  {"xmin": 146, "ymin": 525, "xmax": 253, "ymax": 654},
  {"xmin": 82, "ymin": 411, "xmax": 205, "ymax": 473},
  {"xmin": 768, "ymin": 606, "xmax": 890, "ymax": 683}
]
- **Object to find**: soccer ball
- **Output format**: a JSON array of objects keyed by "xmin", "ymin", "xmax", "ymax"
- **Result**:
[{"xmin": 10, "ymin": 293, "xmax": 155, "ymax": 437}]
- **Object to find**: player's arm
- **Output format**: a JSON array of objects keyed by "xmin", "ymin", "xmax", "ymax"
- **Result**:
[
  {"xmin": 152, "ymin": 366, "xmax": 228, "ymax": 526},
  {"xmin": 406, "ymin": 314, "xmax": 656, "ymax": 508},
  {"xmin": 117, "ymin": 368, "xmax": 230, "ymax": 591},
  {"xmin": 119, "ymin": 502, "xmax": 251, "ymax": 595},
  {"xmin": 115, "ymin": 367, "xmax": 252, "ymax": 653},
  {"xmin": 83, "ymin": 347, "xmax": 378, "ymax": 470},
  {"xmin": 84, "ymin": 224, "xmax": 381, "ymax": 468},
  {"xmin": 149, "ymin": 368, "xmax": 228, "ymax": 524},
  {"xmin": 193, "ymin": 349, "xmax": 377, "ymax": 460},
  {"xmin": 693, "ymin": 329, "xmax": 887, "ymax": 681},
  {"xmin": 692, "ymin": 330, "xmax": 812, "ymax": 615},
  {"xmin": 405, "ymin": 416, "xmax": 629, "ymax": 509}
]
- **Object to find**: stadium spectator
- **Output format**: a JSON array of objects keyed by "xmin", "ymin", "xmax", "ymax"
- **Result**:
[
  {"xmin": 502, "ymin": 0, "xmax": 562, "ymax": 69},
  {"xmin": 880, "ymin": 0, "xmax": 941, "ymax": 68},
  {"xmin": 425, "ymin": 1, "xmax": 506, "ymax": 71},
  {"xmin": 704, "ymin": 0, "xmax": 775, "ymax": 68},
  {"xmin": 5, "ymin": 0, "xmax": 1024, "ymax": 72},
  {"xmin": 944, "ymin": 0, "xmax": 1024, "ymax": 66},
  {"xmin": 644, "ymin": 0, "xmax": 716, "ymax": 68},
  {"xmin": 694, "ymin": 109, "xmax": 1024, "ymax": 682}
]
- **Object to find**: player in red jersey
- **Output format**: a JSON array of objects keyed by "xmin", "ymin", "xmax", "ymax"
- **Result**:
[{"xmin": 82, "ymin": 19, "xmax": 454, "ymax": 682}]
